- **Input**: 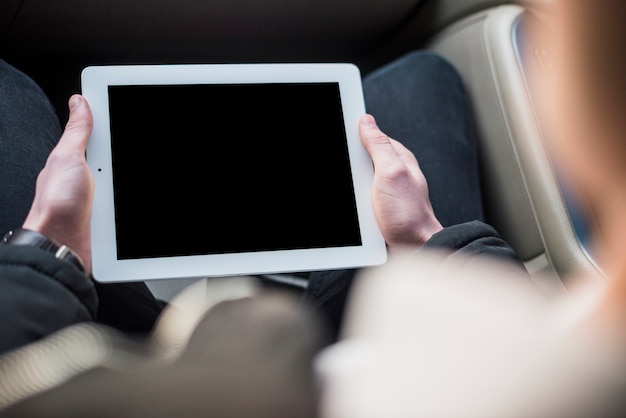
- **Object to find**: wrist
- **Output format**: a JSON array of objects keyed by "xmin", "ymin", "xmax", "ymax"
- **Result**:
[
  {"xmin": 1, "ymin": 228, "xmax": 87, "ymax": 274},
  {"xmin": 385, "ymin": 217, "xmax": 444, "ymax": 253},
  {"xmin": 415, "ymin": 218, "xmax": 444, "ymax": 246},
  {"xmin": 23, "ymin": 215, "xmax": 92, "ymax": 274}
]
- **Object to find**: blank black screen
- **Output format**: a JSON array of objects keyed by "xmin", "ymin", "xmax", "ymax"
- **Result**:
[{"xmin": 108, "ymin": 83, "xmax": 362, "ymax": 259}]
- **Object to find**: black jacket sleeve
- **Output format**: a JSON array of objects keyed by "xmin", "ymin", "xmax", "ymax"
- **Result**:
[
  {"xmin": 0, "ymin": 246, "xmax": 98, "ymax": 355},
  {"xmin": 304, "ymin": 220, "xmax": 527, "ymax": 340},
  {"xmin": 419, "ymin": 220, "xmax": 528, "ymax": 275}
]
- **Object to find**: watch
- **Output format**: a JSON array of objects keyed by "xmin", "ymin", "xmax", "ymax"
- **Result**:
[{"xmin": 1, "ymin": 228, "xmax": 86, "ymax": 273}]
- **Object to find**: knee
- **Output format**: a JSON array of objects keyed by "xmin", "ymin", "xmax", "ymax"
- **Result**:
[
  {"xmin": 0, "ymin": 60, "xmax": 55, "ymax": 106},
  {"xmin": 400, "ymin": 50, "xmax": 464, "ymax": 86},
  {"xmin": 364, "ymin": 50, "xmax": 466, "ymax": 96},
  {"xmin": 0, "ymin": 59, "xmax": 37, "ymax": 91}
]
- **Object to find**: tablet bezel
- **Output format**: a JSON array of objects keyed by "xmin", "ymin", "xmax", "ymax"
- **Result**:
[{"xmin": 82, "ymin": 63, "xmax": 386, "ymax": 282}]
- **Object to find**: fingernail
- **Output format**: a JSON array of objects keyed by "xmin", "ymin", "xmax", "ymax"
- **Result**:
[
  {"xmin": 69, "ymin": 95, "xmax": 82, "ymax": 111},
  {"xmin": 361, "ymin": 114, "xmax": 377, "ymax": 128}
]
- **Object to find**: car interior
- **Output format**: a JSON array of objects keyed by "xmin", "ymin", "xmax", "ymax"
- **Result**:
[{"xmin": 0, "ymin": 0, "xmax": 603, "ymax": 300}]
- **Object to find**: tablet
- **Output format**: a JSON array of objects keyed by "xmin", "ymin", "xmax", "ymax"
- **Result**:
[{"xmin": 82, "ymin": 63, "xmax": 386, "ymax": 282}]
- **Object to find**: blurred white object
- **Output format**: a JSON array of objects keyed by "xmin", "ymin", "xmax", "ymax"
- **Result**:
[{"xmin": 316, "ymin": 251, "xmax": 625, "ymax": 418}]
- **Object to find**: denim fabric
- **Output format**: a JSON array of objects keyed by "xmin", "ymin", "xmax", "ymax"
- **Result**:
[{"xmin": 0, "ymin": 59, "xmax": 61, "ymax": 235}]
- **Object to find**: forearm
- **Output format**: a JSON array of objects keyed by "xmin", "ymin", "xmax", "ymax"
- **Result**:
[{"xmin": 0, "ymin": 246, "xmax": 98, "ymax": 354}]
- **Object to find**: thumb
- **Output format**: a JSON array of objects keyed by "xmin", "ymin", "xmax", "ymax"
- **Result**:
[
  {"xmin": 359, "ymin": 114, "xmax": 402, "ymax": 171},
  {"xmin": 57, "ymin": 95, "xmax": 93, "ymax": 155}
]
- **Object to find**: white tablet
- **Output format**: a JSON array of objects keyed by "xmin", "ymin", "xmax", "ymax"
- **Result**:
[{"xmin": 82, "ymin": 63, "xmax": 386, "ymax": 283}]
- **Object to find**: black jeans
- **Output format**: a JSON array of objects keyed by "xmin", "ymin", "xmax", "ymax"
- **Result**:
[{"xmin": 303, "ymin": 51, "xmax": 484, "ymax": 338}]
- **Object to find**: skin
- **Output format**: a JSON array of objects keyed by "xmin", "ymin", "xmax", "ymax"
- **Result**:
[{"xmin": 359, "ymin": 114, "xmax": 443, "ymax": 251}]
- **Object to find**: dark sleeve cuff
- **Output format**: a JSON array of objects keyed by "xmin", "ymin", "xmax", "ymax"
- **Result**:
[
  {"xmin": 419, "ymin": 220, "xmax": 528, "ymax": 274},
  {"xmin": 0, "ymin": 245, "xmax": 98, "ymax": 353}
]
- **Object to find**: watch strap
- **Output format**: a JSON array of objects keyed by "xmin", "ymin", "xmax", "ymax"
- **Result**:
[{"xmin": 1, "ymin": 228, "xmax": 86, "ymax": 273}]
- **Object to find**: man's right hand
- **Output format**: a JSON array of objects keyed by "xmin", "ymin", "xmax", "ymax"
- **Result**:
[{"xmin": 359, "ymin": 114, "xmax": 443, "ymax": 252}]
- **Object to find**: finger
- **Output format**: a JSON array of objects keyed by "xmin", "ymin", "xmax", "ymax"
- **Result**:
[
  {"xmin": 57, "ymin": 95, "xmax": 93, "ymax": 155},
  {"xmin": 359, "ymin": 114, "xmax": 404, "ymax": 174}
]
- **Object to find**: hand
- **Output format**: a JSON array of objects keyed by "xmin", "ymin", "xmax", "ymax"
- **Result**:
[
  {"xmin": 23, "ymin": 95, "xmax": 94, "ymax": 274},
  {"xmin": 360, "ymin": 114, "xmax": 443, "ymax": 251}
]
